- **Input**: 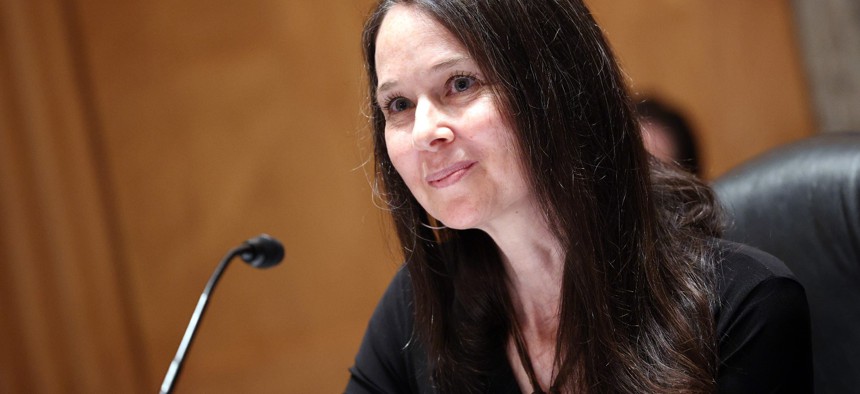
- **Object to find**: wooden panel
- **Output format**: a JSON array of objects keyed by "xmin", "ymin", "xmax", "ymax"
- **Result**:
[
  {"xmin": 0, "ymin": 0, "xmax": 146, "ymax": 392},
  {"xmin": 71, "ymin": 0, "xmax": 392, "ymax": 392},
  {"xmin": 588, "ymin": 0, "xmax": 814, "ymax": 178}
]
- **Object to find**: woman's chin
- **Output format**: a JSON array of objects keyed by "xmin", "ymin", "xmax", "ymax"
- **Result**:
[
  {"xmin": 437, "ymin": 221, "xmax": 471, "ymax": 231},
  {"xmin": 432, "ymin": 214, "xmax": 484, "ymax": 232}
]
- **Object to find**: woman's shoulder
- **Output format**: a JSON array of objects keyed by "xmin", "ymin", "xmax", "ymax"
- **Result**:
[
  {"xmin": 347, "ymin": 265, "xmax": 430, "ymax": 394},
  {"xmin": 712, "ymin": 238, "xmax": 808, "ymax": 327},
  {"xmin": 713, "ymin": 238, "xmax": 802, "ymax": 305},
  {"xmin": 363, "ymin": 264, "xmax": 415, "ymax": 344},
  {"xmin": 712, "ymin": 239, "xmax": 813, "ymax": 392}
]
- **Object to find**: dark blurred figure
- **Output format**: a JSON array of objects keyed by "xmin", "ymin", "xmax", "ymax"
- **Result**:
[{"xmin": 637, "ymin": 97, "xmax": 701, "ymax": 176}]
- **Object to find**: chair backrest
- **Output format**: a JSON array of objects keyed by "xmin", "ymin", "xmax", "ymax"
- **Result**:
[{"xmin": 713, "ymin": 132, "xmax": 860, "ymax": 394}]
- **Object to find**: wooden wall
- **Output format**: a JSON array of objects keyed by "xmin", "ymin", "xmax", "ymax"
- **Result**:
[
  {"xmin": 0, "ymin": 0, "xmax": 813, "ymax": 393},
  {"xmin": 588, "ymin": 1, "xmax": 814, "ymax": 178}
]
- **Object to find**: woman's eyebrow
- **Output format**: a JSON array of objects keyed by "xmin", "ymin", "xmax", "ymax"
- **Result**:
[
  {"xmin": 429, "ymin": 56, "xmax": 469, "ymax": 73},
  {"xmin": 376, "ymin": 80, "xmax": 398, "ymax": 100}
]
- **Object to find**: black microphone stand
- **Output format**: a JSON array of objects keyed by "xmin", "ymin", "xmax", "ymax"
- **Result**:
[{"xmin": 159, "ymin": 235, "xmax": 283, "ymax": 394}]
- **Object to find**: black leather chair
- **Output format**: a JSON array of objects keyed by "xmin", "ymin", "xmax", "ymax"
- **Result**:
[{"xmin": 713, "ymin": 132, "xmax": 860, "ymax": 394}]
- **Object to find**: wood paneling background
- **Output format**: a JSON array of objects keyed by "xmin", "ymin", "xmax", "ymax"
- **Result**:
[
  {"xmin": 0, "ymin": 1, "xmax": 813, "ymax": 392},
  {"xmin": 588, "ymin": 1, "xmax": 814, "ymax": 178}
]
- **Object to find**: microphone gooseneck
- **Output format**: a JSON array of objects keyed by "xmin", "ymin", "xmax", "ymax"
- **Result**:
[{"xmin": 159, "ymin": 234, "xmax": 285, "ymax": 394}]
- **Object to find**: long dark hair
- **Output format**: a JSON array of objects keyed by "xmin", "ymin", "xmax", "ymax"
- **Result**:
[{"xmin": 362, "ymin": 1, "xmax": 722, "ymax": 392}]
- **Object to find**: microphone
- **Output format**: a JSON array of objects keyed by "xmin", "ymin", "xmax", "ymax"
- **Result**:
[
  {"xmin": 159, "ymin": 234, "xmax": 284, "ymax": 394},
  {"xmin": 240, "ymin": 234, "xmax": 285, "ymax": 269}
]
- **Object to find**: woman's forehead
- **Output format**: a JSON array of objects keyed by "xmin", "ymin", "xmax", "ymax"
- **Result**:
[{"xmin": 374, "ymin": 5, "xmax": 473, "ymax": 85}]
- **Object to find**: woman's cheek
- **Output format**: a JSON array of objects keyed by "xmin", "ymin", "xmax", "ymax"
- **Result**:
[{"xmin": 385, "ymin": 132, "xmax": 415, "ymax": 180}]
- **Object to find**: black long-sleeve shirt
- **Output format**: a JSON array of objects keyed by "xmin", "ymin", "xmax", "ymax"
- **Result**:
[{"xmin": 347, "ymin": 241, "xmax": 813, "ymax": 393}]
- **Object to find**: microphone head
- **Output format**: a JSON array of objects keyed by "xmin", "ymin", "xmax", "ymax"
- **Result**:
[{"xmin": 240, "ymin": 234, "xmax": 284, "ymax": 269}]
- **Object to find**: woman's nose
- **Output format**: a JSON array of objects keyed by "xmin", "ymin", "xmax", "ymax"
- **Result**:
[{"xmin": 412, "ymin": 98, "xmax": 454, "ymax": 152}]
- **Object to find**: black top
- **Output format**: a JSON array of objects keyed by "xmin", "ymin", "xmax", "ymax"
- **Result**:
[{"xmin": 346, "ymin": 241, "xmax": 813, "ymax": 393}]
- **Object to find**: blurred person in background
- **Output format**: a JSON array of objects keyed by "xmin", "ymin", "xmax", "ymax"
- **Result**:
[{"xmin": 637, "ymin": 96, "xmax": 702, "ymax": 177}]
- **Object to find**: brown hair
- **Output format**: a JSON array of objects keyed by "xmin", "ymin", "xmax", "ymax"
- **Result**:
[{"xmin": 362, "ymin": 1, "xmax": 722, "ymax": 392}]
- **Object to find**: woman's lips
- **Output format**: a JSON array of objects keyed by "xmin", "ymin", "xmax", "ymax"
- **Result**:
[{"xmin": 426, "ymin": 161, "xmax": 476, "ymax": 188}]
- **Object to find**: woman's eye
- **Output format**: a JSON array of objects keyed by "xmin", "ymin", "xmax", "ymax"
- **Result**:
[
  {"xmin": 386, "ymin": 97, "xmax": 412, "ymax": 113},
  {"xmin": 450, "ymin": 76, "xmax": 476, "ymax": 93}
]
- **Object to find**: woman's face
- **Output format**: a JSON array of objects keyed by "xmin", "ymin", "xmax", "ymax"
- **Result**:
[{"xmin": 374, "ymin": 5, "xmax": 534, "ymax": 232}]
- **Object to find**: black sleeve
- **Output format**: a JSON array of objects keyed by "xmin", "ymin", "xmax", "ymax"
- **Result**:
[
  {"xmin": 346, "ymin": 268, "xmax": 420, "ymax": 394},
  {"xmin": 717, "ymin": 275, "xmax": 813, "ymax": 393}
]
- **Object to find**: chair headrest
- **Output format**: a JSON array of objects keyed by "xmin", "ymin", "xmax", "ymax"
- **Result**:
[
  {"xmin": 714, "ymin": 132, "xmax": 860, "ymax": 267},
  {"xmin": 713, "ymin": 132, "xmax": 860, "ymax": 394}
]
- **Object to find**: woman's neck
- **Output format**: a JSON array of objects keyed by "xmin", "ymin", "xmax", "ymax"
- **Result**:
[
  {"xmin": 502, "ymin": 239, "xmax": 563, "ymax": 333},
  {"xmin": 481, "ymin": 203, "xmax": 565, "ymax": 392},
  {"xmin": 481, "ymin": 203, "xmax": 564, "ymax": 327}
]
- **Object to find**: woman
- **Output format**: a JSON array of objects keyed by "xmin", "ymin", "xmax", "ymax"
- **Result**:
[{"xmin": 347, "ymin": 1, "xmax": 812, "ymax": 393}]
